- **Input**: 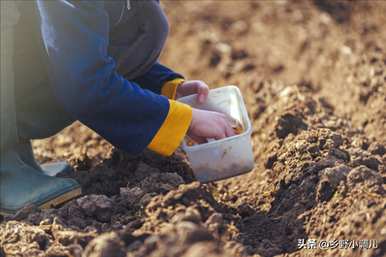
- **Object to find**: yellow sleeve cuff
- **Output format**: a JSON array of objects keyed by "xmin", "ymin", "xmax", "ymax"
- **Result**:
[
  {"xmin": 161, "ymin": 78, "xmax": 185, "ymax": 99},
  {"xmin": 148, "ymin": 100, "xmax": 192, "ymax": 156}
]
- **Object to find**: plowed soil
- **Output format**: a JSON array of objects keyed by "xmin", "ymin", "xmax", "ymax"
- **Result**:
[{"xmin": 1, "ymin": 1, "xmax": 385, "ymax": 257}]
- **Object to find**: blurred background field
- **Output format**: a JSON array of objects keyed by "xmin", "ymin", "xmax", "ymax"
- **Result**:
[{"xmin": 1, "ymin": 1, "xmax": 385, "ymax": 257}]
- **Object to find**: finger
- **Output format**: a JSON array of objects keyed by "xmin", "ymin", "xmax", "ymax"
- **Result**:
[
  {"xmin": 198, "ymin": 93, "xmax": 205, "ymax": 104},
  {"xmin": 225, "ymin": 123, "xmax": 236, "ymax": 137},
  {"xmin": 200, "ymin": 84, "xmax": 209, "ymax": 101},
  {"xmin": 194, "ymin": 83, "xmax": 208, "ymax": 103},
  {"xmin": 220, "ymin": 116, "xmax": 236, "ymax": 137},
  {"xmin": 226, "ymin": 115, "xmax": 238, "ymax": 127},
  {"xmin": 178, "ymin": 82, "xmax": 197, "ymax": 98},
  {"xmin": 189, "ymin": 134, "xmax": 206, "ymax": 144},
  {"xmin": 213, "ymin": 112, "xmax": 227, "ymax": 119},
  {"xmin": 214, "ymin": 131, "xmax": 226, "ymax": 140}
]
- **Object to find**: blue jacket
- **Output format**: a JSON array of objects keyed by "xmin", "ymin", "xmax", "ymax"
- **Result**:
[{"xmin": 35, "ymin": 0, "xmax": 192, "ymax": 155}]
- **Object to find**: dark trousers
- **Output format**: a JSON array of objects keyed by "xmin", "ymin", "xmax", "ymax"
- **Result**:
[{"xmin": 2, "ymin": 0, "xmax": 168, "ymax": 150}]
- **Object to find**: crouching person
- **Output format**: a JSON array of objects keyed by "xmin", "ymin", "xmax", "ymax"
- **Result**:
[{"xmin": 0, "ymin": 0, "xmax": 234, "ymax": 214}]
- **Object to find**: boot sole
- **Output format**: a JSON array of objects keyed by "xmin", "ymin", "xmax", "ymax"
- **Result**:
[
  {"xmin": 0, "ymin": 187, "xmax": 82, "ymax": 216},
  {"xmin": 39, "ymin": 187, "xmax": 82, "ymax": 209}
]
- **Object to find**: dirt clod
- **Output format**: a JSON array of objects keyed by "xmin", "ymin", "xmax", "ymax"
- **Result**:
[
  {"xmin": 316, "ymin": 165, "xmax": 350, "ymax": 202},
  {"xmin": 275, "ymin": 113, "xmax": 308, "ymax": 139},
  {"xmin": 77, "ymin": 195, "xmax": 114, "ymax": 223},
  {"xmin": 1, "ymin": 1, "xmax": 386, "ymax": 257},
  {"xmin": 82, "ymin": 232, "xmax": 126, "ymax": 257}
]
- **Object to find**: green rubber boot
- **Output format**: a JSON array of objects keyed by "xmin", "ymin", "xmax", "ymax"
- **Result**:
[
  {"xmin": 0, "ymin": 150, "xmax": 81, "ymax": 215},
  {"xmin": 16, "ymin": 140, "xmax": 73, "ymax": 176},
  {"xmin": 0, "ymin": 1, "xmax": 81, "ymax": 215}
]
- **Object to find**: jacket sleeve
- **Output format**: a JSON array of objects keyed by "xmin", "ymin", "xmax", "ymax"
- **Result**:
[
  {"xmin": 36, "ymin": 0, "xmax": 191, "ymax": 155},
  {"xmin": 132, "ymin": 62, "xmax": 183, "ymax": 95}
]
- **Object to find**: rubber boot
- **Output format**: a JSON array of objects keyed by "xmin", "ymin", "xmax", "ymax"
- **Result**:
[
  {"xmin": 0, "ymin": 1, "xmax": 81, "ymax": 215},
  {"xmin": 0, "ymin": 150, "xmax": 81, "ymax": 215},
  {"xmin": 16, "ymin": 140, "xmax": 73, "ymax": 176}
]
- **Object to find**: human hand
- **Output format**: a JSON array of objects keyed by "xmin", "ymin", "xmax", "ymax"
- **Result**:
[
  {"xmin": 176, "ymin": 80, "xmax": 209, "ymax": 103},
  {"xmin": 188, "ymin": 108, "xmax": 235, "ymax": 144}
]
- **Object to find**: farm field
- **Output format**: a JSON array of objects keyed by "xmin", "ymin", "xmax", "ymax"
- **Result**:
[{"xmin": 1, "ymin": 1, "xmax": 385, "ymax": 257}]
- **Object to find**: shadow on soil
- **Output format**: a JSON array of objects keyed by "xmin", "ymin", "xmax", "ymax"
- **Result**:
[{"xmin": 234, "ymin": 171, "xmax": 322, "ymax": 257}]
